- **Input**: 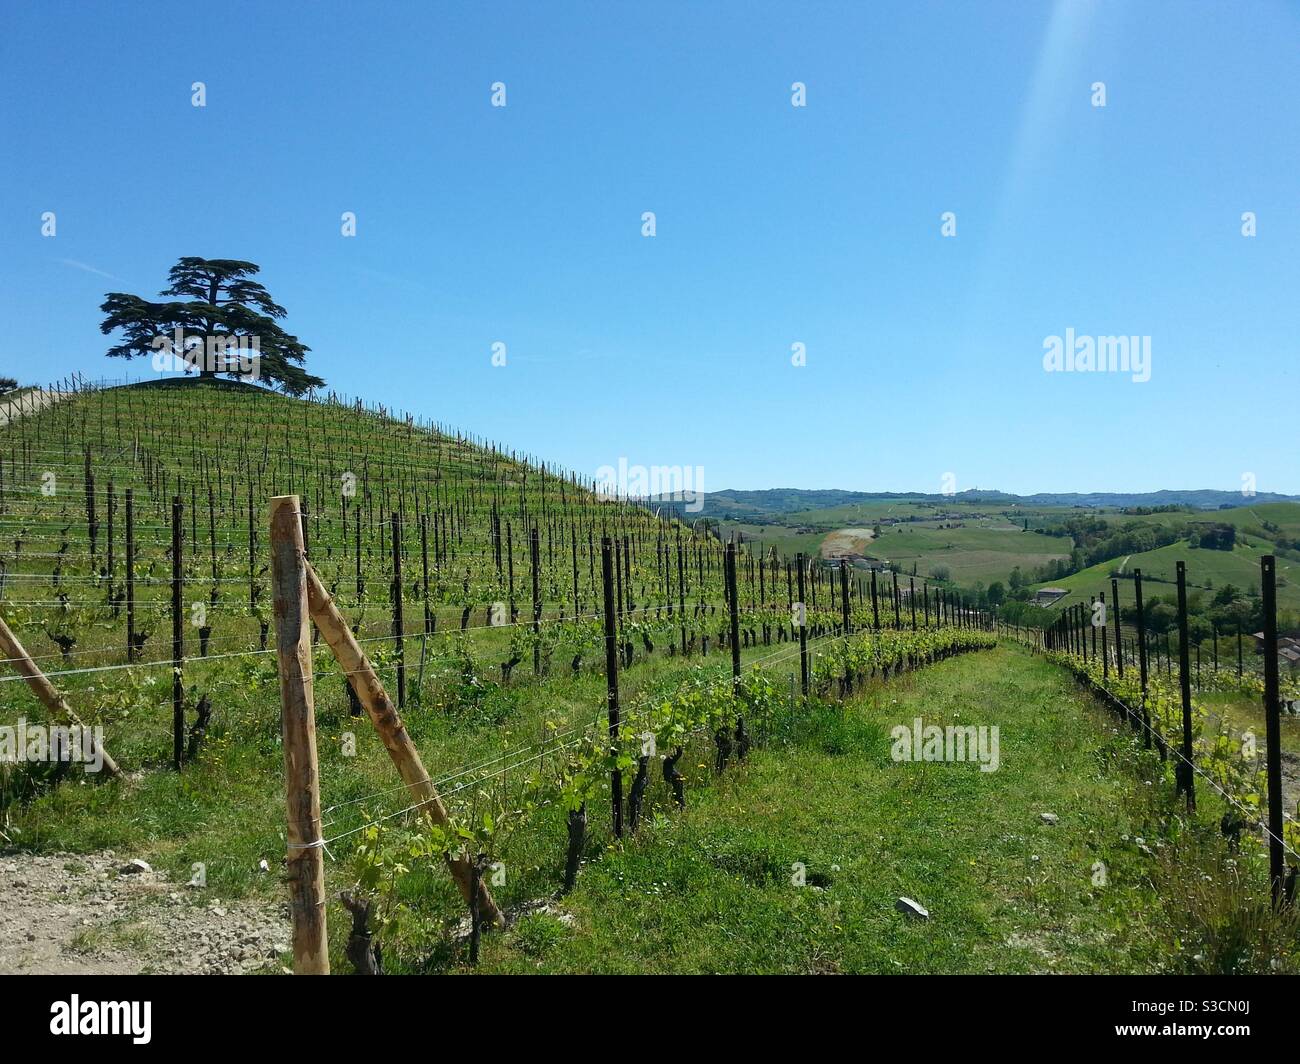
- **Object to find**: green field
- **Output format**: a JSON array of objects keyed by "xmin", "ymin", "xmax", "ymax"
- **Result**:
[
  {"xmin": 723, "ymin": 503, "xmax": 1074, "ymax": 585},
  {"xmin": 1205, "ymin": 502, "xmax": 1300, "ymax": 539},
  {"xmin": 726, "ymin": 522, "xmax": 827, "ymax": 560},
  {"xmin": 869, "ymin": 521, "xmax": 1069, "ymax": 585},
  {"xmin": 1031, "ymin": 540, "xmax": 1300, "ymax": 614}
]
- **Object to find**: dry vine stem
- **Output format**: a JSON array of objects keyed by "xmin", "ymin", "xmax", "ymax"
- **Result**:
[
  {"xmin": 301, "ymin": 548, "xmax": 505, "ymax": 928},
  {"xmin": 0, "ymin": 612, "xmax": 121, "ymax": 778}
]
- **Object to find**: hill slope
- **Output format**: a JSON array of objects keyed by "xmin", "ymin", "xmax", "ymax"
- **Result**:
[{"xmin": 1031, "ymin": 540, "xmax": 1300, "ymax": 613}]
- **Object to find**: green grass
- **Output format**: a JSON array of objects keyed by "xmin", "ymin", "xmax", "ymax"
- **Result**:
[
  {"xmin": 468, "ymin": 645, "xmax": 1244, "ymax": 974},
  {"xmin": 725, "ymin": 522, "xmax": 827, "ymax": 559}
]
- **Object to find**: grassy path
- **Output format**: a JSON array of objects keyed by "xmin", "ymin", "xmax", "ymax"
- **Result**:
[{"xmin": 476, "ymin": 644, "xmax": 1177, "ymax": 973}]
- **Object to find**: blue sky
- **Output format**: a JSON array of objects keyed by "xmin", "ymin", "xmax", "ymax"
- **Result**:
[{"xmin": 2, "ymin": 0, "xmax": 1297, "ymax": 495}]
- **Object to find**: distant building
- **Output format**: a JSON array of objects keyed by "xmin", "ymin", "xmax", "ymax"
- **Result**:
[
  {"xmin": 1033, "ymin": 588, "xmax": 1070, "ymax": 606},
  {"xmin": 1252, "ymin": 633, "xmax": 1300, "ymax": 672}
]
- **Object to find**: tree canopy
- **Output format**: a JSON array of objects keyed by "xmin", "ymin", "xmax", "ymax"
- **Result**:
[{"xmin": 99, "ymin": 258, "xmax": 324, "ymax": 395}]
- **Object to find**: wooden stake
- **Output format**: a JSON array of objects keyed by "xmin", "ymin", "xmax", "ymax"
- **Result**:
[
  {"xmin": 301, "ymin": 557, "xmax": 505, "ymax": 927},
  {"xmin": 270, "ymin": 495, "xmax": 328, "ymax": 975},
  {"xmin": 0, "ymin": 612, "xmax": 120, "ymax": 778}
]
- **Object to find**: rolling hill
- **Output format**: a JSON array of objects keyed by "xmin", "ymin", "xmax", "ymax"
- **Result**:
[
  {"xmin": 662, "ymin": 487, "xmax": 1300, "ymax": 522},
  {"xmin": 1029, "ymin": 539, "xmax": 1300, "ymax": 614}
]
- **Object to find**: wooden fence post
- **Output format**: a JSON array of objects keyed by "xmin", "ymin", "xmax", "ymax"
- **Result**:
[{"xmin": 270, "ymin": 495, "xmax": 328, "ymax": 974}]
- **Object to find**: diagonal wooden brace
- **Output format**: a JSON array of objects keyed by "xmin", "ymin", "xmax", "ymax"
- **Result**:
[
  {"xmin": 302, "ymin": 559, "xmax": 504, "ymax": 928},
  {"xmin": 0, "ymin": 613, "xmax": 121, "ymax": 779}
]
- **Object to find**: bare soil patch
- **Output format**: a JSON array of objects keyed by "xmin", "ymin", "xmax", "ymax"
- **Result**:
[
  {"xmin": 820, "ymin": 527, "xmax": 875, "ymax": 560},
  {"xmin": 0, "ymin": 850, "xmax": 289, "ymax": 974}
]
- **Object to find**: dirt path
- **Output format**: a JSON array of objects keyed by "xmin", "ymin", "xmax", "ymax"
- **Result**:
[
  {"xmin": 0, "ymin": 850, "xmax": 290, "ymax": 974},
  {"xmin": 820, "ymin": 527, "xmax": 876, "ymax": 560},
  {"xmin": 0, "ymin": 389, "xmax": 72, "ymax": 428}
]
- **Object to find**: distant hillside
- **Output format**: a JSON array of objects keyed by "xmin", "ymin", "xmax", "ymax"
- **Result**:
[
  {"xmin": 667, "ymin": 488, "xmax": 927, "ymax": 518},
  {"xmin": 657, "ymin": 487, "xmax": 1300, "ymax": 521},
  {"xmin": 1029, "ymin": 539, "xmax": 1300, "ymax": 614},
  {"xmin": 955, "ymin": 489, "xmax": 1300, "ymax": 509}
]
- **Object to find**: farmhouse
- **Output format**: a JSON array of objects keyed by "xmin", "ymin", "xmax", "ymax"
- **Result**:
[
  {"xmin": 1033, "ymin": 588, "xmax": 1070, "ymax": 606},
  {"xmin": 1251, "ymin": 633, "xmax": 1300, "ymax": 672}
]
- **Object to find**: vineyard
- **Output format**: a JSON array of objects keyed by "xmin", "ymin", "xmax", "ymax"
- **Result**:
[
  {"xmin": 1, "ymin": 379, "xmax": 1019, "ymax": 973},
  {"xmin": 0, "ymin": 381, "xmax": 1295, "ymax": 974}
]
